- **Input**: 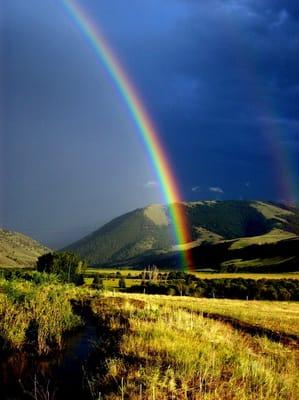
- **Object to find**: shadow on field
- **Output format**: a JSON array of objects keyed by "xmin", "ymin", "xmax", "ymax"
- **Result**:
[
  {"xmin": 180, "ymin": 307, "xmax": 299, "ymax": 348},
  {"xmin": 78, "ymin": 297, "xmax": 135, "ymax": 399},
  {"xmin": 0, "ymin": 297, "xmax": 131, "ymax": 400}
]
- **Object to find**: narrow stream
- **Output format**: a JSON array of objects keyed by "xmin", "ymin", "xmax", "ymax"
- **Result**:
[{"xmin": 0, "ymin": 318, "xmax": 99, "ymax": 399}]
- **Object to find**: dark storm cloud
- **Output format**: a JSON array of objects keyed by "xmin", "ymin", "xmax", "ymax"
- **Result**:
[
  {"xmin": 90, "ymin": 1, "xmax": 299, "ymax": 129},
  {"xmin": 92, "ymin": 0, "xmax": 299, "ymax": 201}
]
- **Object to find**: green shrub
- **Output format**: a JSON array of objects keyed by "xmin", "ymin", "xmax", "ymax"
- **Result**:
[
  {"xmin": 0, "ymin": 280, "xmax": 82, "ymax": 354},
  {"xmin": 92, "ymin": 275, "xmax": 104, "ymax": 290},
  {"xmin": 36, "ymin": 251, "xmax": 87, "ymax": 283},
  {"xmin": 119, "ymin": 277, "xmax": 126, "ymax": 289}
]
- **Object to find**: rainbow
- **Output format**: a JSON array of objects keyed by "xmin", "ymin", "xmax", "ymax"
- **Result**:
[
  {"xmin": 60, "ymin": 0, "xmax": 193, "ymax": 268},
  {"xmin": 216, "ymin": 16, "xmax": 298, "ymax": 204}
]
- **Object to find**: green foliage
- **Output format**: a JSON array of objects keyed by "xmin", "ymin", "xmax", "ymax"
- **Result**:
[
  {"xmin": 74, "ymin": 274, "xmax": 85, "ymax": 286},
  {"xmin": 92, "ymin": 274, "xmax": 104, "ymax": 290},
  {"xmin": 119, "ymin": 277, "xmax": 126, "ymax": 289},
  {"xmin": 127, "ymin": 273, "xmax": 299, "ymax": 301},
  {"xmin": 31, "ymin": 271, "xmax": 60, "ymax": 285},
  {"xmin": 186, "ymin": 200, "xmax": 274, "ymax": 240},
  {"xmin": 0, "ymin": 279, "xmax": 82, "ymax": 354},
  {"xmin": 36, "ymin": 251, "xmax": 86, "ymax": 283}
]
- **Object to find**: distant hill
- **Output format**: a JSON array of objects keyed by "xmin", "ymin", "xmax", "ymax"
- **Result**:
[
  {"xmin": 64, "ymin": 204, "xmax": 173, "ymax": 265},
  {"xmin": 65, "ymin": 201, "xmax": 299, "ymax": 270},
  {"xmin": 139, "ymin": 236, "xmax": 299, "ymax": 273},
  {"xmin": 0, "ymin": 229, "xmax": 50, "ymax": 267}
]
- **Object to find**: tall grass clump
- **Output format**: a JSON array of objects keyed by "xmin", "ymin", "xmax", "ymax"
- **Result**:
[{"xmin": 0, "ymin": 276, "xmax": 82, "ymax": 354}]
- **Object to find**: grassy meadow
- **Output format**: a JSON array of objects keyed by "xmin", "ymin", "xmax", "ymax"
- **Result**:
[
  {"xmin": 87, "ymin": 267, "xmax": 299, "ymax": 279},
  {"xmin": 87, "ymin": 293, "xmax": 299, "ymax": 399},
  {"xmin": 0, "ymin": 267, "xmax": 298, "ymax": 399}
]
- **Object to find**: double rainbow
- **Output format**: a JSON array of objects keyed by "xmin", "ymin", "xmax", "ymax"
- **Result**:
[{"xmin": 61, "ymin": 0, "xmax": 193, "ymax": 268}]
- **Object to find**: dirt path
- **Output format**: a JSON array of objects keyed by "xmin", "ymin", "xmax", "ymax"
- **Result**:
[{"xmin": 177, "ymin": 306, "xmax": 299, "ymax": 348}]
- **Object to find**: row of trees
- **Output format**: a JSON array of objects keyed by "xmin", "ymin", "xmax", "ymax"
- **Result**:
[
  {"xmin": 128, "ymin": 275, "xmax": 299, "ymax": 300},
  {"xmin": 2, "ymin": 253, "xmax": 298, "ymax": 301}
]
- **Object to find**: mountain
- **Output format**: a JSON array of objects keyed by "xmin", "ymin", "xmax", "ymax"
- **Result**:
[
  {"xmin": 0, "ymin": 229, "xmax": 50, "ymax": 268},
  {"xmin": 64, "ymin": 204, "xmax": 174, "ymax": 265},
  {"xmin": 65, "ymin": 201, "xmax": 299, "ymax": 270}
]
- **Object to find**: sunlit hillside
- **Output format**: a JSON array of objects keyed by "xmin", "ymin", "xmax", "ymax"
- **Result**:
[
  {"xmin": 65, "ymin": 201, "xmax": 299, "ymax": 269},
  {"xmin": 0, "ymin": 229, "xmax": 50, "ymax": 267}
]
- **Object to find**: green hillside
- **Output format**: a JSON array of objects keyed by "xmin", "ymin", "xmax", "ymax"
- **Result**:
[
  {"xmin": 186, "ymin": 200, "xmax": 296, "ymax": 240},
  {"xmin": 0, "ymin": 229, "xmax": 50, "ymax": 267},
  {"xmin": 65, "ymin": 204, "xmax": 173, "ymax": 265},
  {"xmin": 65, "ymin": 201, "xmax": 299, "ymax": 268}
]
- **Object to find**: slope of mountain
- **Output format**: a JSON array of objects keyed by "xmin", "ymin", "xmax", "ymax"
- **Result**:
[
  {"xmin": 0, "ymin": 229, "xmax": 50, "ymax": 267},
  {"xmin": 65, "ymin": 200, "xmax": 299, "ymax": 268},
  {"xmin": 64, "ymin": 204, "xmax": 173, "ymax": 265}
]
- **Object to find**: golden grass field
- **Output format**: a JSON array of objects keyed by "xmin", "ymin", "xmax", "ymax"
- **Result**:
[
  {"xmin": 88, "ymin": 292, "xmax": 299, "ymax": 399},
  {"xmin": 112, "ymin": 294, "xmax": 299, "ymax": 337},
  {"xmin": 0, "ymin": 273, "xmax": 298, "ymax": 399},
  {"xmin": 87, "ymin": 268, "xmax": 299, "ymax": 279}
]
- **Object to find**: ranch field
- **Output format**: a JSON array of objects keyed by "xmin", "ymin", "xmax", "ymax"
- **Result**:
[
  {"xmin": 87, "ymin": 268, "xmax": 299, "ymax": 280},
  {"xmin": 0, "ymin": 273, "xmax": 298, "ymax": 399},
  {"xmin": 89, "ymin": 293, "xmax": 299, "ymax": 399}
]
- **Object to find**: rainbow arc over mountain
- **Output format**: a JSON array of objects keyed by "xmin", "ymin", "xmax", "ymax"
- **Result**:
[{"xmin": 61, "ymin": 0, "xmax": 193, "ymax": 268}]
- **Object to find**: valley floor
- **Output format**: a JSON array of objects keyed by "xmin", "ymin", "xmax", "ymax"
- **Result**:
[
  {"xmin": 0, "ymin": 278, "xmax": 298, "ymax": 399},
  {"xmin": 87, "ymin": 293, "xmax": 299, "ymax": 399}
]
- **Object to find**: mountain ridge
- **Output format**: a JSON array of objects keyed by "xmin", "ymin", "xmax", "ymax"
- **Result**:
[{"xmin": 64, "ymin": 200, "xmax": 299, "ymax": 268}]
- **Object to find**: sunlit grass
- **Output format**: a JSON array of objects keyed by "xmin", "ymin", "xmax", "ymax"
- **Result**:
[
  {"xmin": 1, "ymin": 273, "xmax": 298, "ymax": 398},
  {"xmin": 86, "ymin": 268, "xmax": 141, "ymax": 276},
  {"xmin": 87, "ymin": 268, "xmax": 299, "ymax": 280},
  {"xmin": 169, "ymin": 296, "xmax": 299, "ymax": 337},
  {"xmin": 193, "ymin": 271, "xmax": 299, "ymax": 280},
  {"xmin": 229, "ymin": 228, "xmax": 296, "ymax": 249},
  {"xmin": 0, "ymin": 277, "xmax": 89, "ymax": 354},
  {"xmin": 91, "ymin": 294, "xmax": 299, "ymax": 399},
  {"xmin": 106, "ymin": 293, "xmax": 299, "ymax": 337}
]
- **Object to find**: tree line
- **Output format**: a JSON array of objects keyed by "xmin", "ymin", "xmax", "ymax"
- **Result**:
[{"xmin": 127, "ymin": 272, "xmax": 299, "ymax": 300}]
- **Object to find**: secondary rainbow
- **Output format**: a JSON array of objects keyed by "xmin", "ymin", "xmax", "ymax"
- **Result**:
[{"xmin": 61, "ymin": 0, "xmax": 193, "ymax": 268}]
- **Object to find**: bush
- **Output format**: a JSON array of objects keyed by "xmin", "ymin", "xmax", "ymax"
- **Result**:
[
  {"xmin": 74, "ymin": 274, "xmax": 85, "ymax": 286},
  {"xmin": 119, "ymin": 277, "xmax": 126, "ymax": 289},
  {"xmin": 37, "ymin": 252, "xmax": 87, "ymax": 283},
  {"xmin": 92, "ymin": 275, "xmax": 104, "ymax": 290},
  {"xmin": 277, "ymin": 288, "xmax": 291, "ymax": 301},
  {"xmin": 0, "ymin": 280, "xmax": 82, "ymax": 354}
]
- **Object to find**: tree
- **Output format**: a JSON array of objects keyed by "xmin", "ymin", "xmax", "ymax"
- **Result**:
[
  {"xmin": 36, "ymin": 252, "xmax": 87, "ymax": 283},
  {"xmin": 119, "ymin": 277, "xmax": 126, "ymax": 289},
  {"xmin": 92, "ymin": 274, "xmax": 104, "ymax": 290}
]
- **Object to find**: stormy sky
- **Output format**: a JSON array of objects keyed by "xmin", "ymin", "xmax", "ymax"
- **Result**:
[{"xmin": 1, "ymin": 0, "xmax": 299, "ymax": 247}]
